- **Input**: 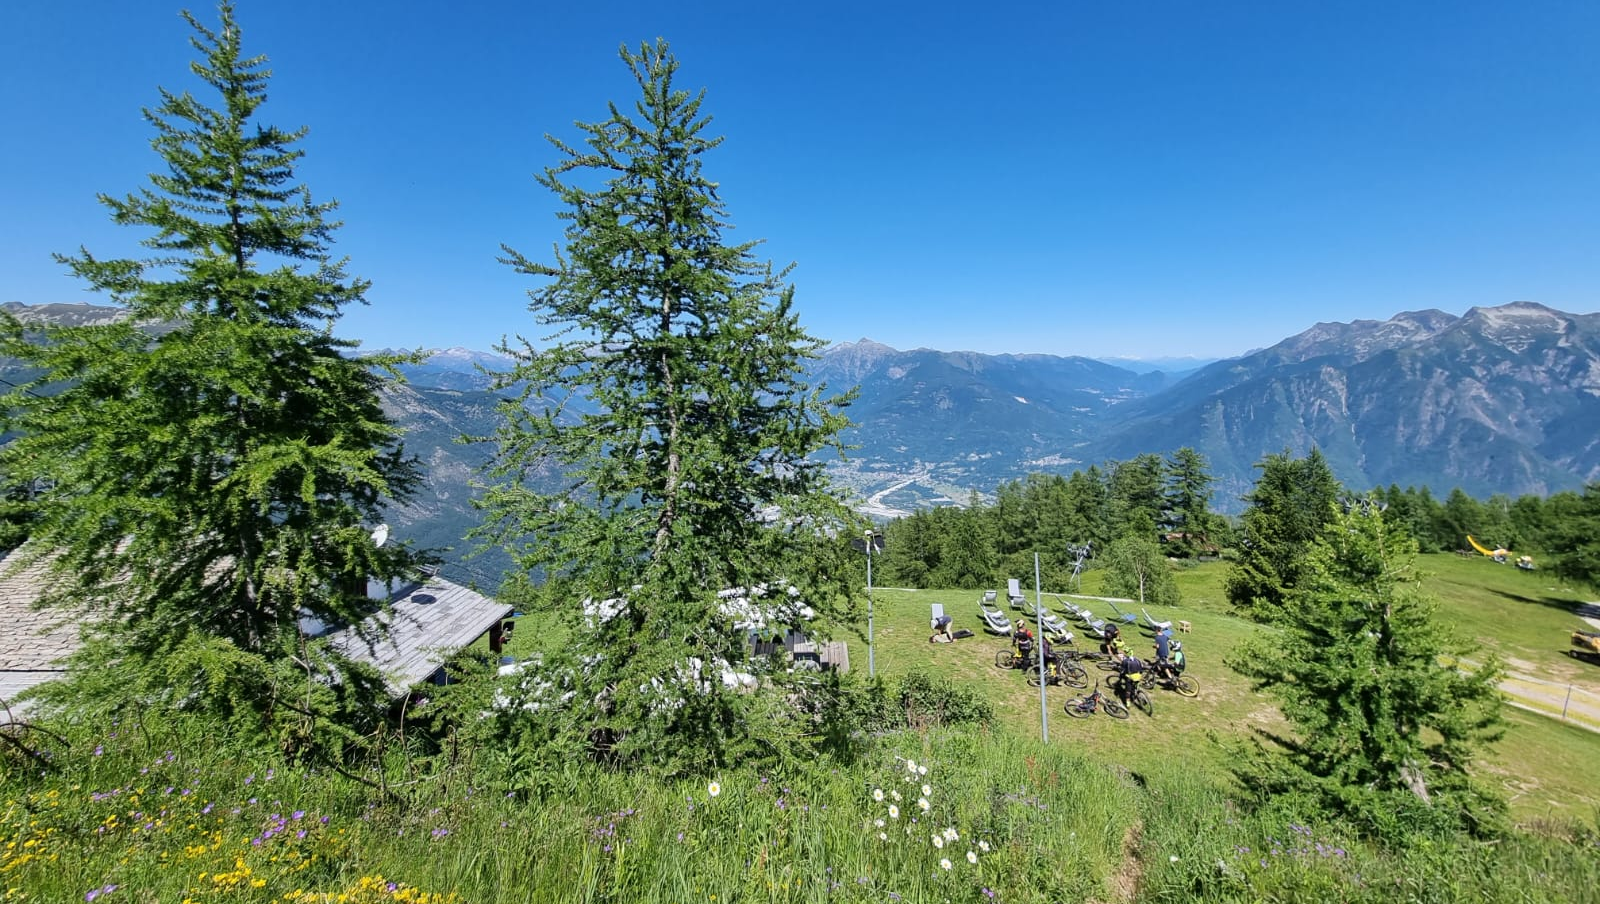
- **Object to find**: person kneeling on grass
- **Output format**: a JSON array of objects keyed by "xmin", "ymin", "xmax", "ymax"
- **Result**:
[
  {"xmin": 929, "ymin": 614, "xmax": 954, "ymax": 643},
  {"xmin": 1114, "ymin": 654, "xmax": 1145, "ymax": 704}
]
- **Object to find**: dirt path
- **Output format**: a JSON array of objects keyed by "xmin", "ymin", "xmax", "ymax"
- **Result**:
[{"xmin": 1093, "ymin": 819, "xmax": 1145, "ymax": 904}]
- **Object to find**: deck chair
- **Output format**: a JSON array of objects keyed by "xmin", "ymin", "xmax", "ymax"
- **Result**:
[
  {"xmin": 1105, "ymin": 599, "xmax": 1140, "ymax": 625},
  {"xmin": 1040, "ymin": 610, "xmax": 1073, "ymax": 640},
  {"xmin": 1081, "ymin": 618, "xmax": 1110, "ymax": 640},
  {"xmin": 1006, "ymin": 578, "xmax": 1025, "ymax": 609},
  {"xmin": 930, "ymin": 602, "xmax": 946, "ymax": 630},
  {"xmin": 1140, "ymin": 607, "xmax": 1173, "ymax": 633},
  {"xmin": 979, "ymin": 596, "xmax": 1013, "ymax": 635},
  {"xmin": 1019, "ymin": 597, "xmax": 1039, "ymax": 618}
]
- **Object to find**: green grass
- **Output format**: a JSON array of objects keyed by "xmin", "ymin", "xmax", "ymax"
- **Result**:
[{"xmin": 842, "ymin": 557, "xmax": 1600, "ymax": 823}]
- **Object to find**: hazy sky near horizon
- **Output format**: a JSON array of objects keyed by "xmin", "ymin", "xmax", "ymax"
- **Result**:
[{"xmin": 3, "ymin": 0, "xmax": 1598, "ymax": 359}]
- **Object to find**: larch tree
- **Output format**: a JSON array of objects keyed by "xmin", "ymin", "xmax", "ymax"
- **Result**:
[
  {"xmin": 1225, "ymin": 448, "xmax": 1342, "ymax": 622},
  {"xmin": 476, "ymin": 40, "xmax": 856, "ymax": 772},
  {"xmin": 1227, "ymin": 500, "xmax": 1505, "ymax": 839},
  {"xmin": 0, "ymin": 3, "xmax": 423, "ymax": 742}
]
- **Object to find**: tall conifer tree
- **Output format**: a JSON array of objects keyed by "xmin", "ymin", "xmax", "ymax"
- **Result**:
[
  {"xmin": 0, "ymin": 3, "xmax": 421, "ymax": 734},
  {"xmin": 1228, "ymin": 500, "xmax": 1505, "ymax": 838},
  {"xmin": 477, "ymin": 40, "xmax": 855, "ymax": 770}
]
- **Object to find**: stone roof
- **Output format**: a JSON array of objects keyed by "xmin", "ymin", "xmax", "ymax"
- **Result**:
[
  {"xmin": 0, "ymin": 550, "xmax": 79, "ymax": 672},
  {"xmin": 0, "ymin": 547, "xmax": 508, "ymax": 705}
]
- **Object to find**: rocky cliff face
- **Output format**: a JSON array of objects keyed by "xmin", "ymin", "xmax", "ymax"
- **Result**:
[{"xmin": 1099, "ymin": 302, "xmax": 1600, "ymax": 503}]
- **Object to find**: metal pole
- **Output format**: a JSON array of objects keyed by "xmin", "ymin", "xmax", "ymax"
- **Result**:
[
  {"xmin": 1562, "ymin": 684, "xmax": 1573, "ymax": 722},
  {"xmin": 1035, "ymin": 552, "xmax": 1048, "ymax": 743},
  {"xmin": 866, "ymin": 529, "xmax": 875, "ymax": 679}
]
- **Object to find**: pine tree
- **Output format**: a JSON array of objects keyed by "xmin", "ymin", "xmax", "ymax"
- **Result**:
[
  {"xmin": 1163, "ymin": 446, "xmax": 1216, "ymax": 556},
  {"xmin": 0, "ymin": 3, "xmax": 422, "ymax": 739},
  {"xmin": 1225, "ymin": 448, "xmax": 1342, "ymax": 622},
  {"xmin": 476, "ymin": 40, "xmax": 856, "ymax": 771},
  {"xmin": 1227, "ymin": 500, "xmax": 1505, "ymax": 839}
]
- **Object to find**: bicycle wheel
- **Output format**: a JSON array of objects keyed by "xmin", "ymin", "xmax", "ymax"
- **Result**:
[
  {"xmin": 1064, "ymin": 697, "xmax": 1093, "ymax": 718},
  {"xmin": 1061, "ymin": 662, "xmax": 1089, "ymax": 688},
  {"xmin": 1173, "ymin": 676, "xmax": 1199, "ymax": 698},
  {"xmin": 1025, "ymin": 664, "xmax": 1044, "ymax": 688},
  {"xmin": 994, "ymin": 650, "xmax": 1015, "ymax": 670},
  {"xmin": 1132, "ymin": 688, "xmax": 1154, "ymax": 716},
  {"xmin": 1096, "ymin": 659, "xmax": 1120, "ymax": 672},
  {"xmin": 1100, "ymin": 698, "xmax": 1129, "ymax": 719}
]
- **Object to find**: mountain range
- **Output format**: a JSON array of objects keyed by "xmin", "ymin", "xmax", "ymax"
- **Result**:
[{"xmin": 5, "ymin": 300, "xmax": 1598, "ymax": 577}]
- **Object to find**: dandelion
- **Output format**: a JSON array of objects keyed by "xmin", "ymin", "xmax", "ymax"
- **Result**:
[
  {"xmin": 939, "ymin": 858, "xmax": 952, "ymax": 870},
  {"xmin": 707, "ymin": 781, "xmax": 722, "ymax": 798},
  {"xmin": 967, "ymin": 850, "xmax": 978, "ymax": 864},
  {"xmin": 917, "ymin": 797, "xmax": 930, "ymax": 812},
  {"xmin": 932, "ymin": 835, "xmax": 944, "ymax": 849},
  {"xmin": 888, "ymin": 805, "xmax": 900, "ymax": 820},
  {"xmin": 921, "ymin": 783, "xmax": 932, "ymax": 796},
  {"xmin": 873, "ymin": 788, "xmax": 884, "ymax": 802},
  {"xmin": 979, "ymin": 840, "xmax": 990, "ymax": 852}
]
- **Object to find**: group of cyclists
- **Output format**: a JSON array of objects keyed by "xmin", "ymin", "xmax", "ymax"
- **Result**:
[{"xmin": 1011, "ymin": 617, "xmax": 1185, "ymax": 707}]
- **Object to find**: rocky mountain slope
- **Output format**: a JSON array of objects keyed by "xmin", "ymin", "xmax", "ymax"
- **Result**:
[
  {"xmin": 5, "ymin": 300, "xmax": 1597, "ymax": 574},
  {"xmin": 1097, "ymin": 302, "xmax": 1600, "ymax": 503}
]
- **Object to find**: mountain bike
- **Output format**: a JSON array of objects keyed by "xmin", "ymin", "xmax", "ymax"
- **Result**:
[
  {"xmin": 1063, "ymin": 680, "xmax": 1128, "ymax": 719},
  {"xmin": 994, "ymin": 643, "xmax": 1033, "ymax": 670},
  {"xmin": 1113, "ymin": 673, "xmax": 1154, "ymax": 716},
  {"xmin": 1141, "ymin": 660, "xmax": 1199, "ymax": 697},
  {"xmin": 1026, "ymin": 655, "xmax": 1088, "ymax": 689}
]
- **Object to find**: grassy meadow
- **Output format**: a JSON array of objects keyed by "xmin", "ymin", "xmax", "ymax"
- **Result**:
[{"xmin": 4, "ymin": 553, "xmax": 1599, "ymax": 903}]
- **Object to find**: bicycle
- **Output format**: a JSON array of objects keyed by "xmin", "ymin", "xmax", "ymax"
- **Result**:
[
  {"xmin": 1142, "ymin": 660, "xmax": 1199, "ymax": 697},
  {"xmin": 1063, "ymin": 680, "xmax": 1129, "ymax": 719},
  {"xmin": 1026, "ymin": 655, "xmax": 1088, "ymax": 689},
  {"xmin": 994, "ymin": 643, "xmax": 1033, "ymax": 670},
  {"xmin": 1112, "ymin": 672, "xmax": 1154, "ymax": 716}
]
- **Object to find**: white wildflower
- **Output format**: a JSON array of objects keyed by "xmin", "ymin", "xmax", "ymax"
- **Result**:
[
  {"xmin": 918, "ymin": 765, "xmax": 928, "ymax": 776},
  {"xmin": 939, "ymin": 857, "xmax": 952, "ymax": 870},
  {"xmin": 932, "ymin": 834, "xmax": 944, "ymax": 849},
  {"xmin": 888, "ymin": 804, "xmax": 900, "ymax": 820},
  {"xmin": 943, "ymin": 827, "xmax": 958, "ymax": 842},
  {"xmin": 917, "ymin": 797, "xmax": 930, "ymax": 812},
  {"xmin": 978, "ymin": 840, "xmax": 991, "ymax": 852},
  {"xmin": 872, "ymin": 788, "xmax": 884, "ymax": 802},
  {"xmin": 875, "ymin": 818, "xmax": 885, "ymax": 828},
  {"xmin": 707, "ymin": 781, "xmax": 721, "ymax": 798},
  {"xmin": 967, "ymin": 850, "xmax": 978, "ymax": 864},
  {"xmin": 921, "ymin": 783, "xmax": 932, "ymax": 797}
]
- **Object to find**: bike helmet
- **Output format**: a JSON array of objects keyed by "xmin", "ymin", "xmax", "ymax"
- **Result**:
[{"xmin": 1171, "ymin": 640, "xmax": 1182, "ymax": 651}]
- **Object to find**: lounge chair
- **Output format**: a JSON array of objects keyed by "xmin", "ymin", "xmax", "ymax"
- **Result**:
[
  {"xmin": 930, "ymin": 602, "xmax": 946, "ymax": 630},
  {"xmin": 1140, "ymin": 607, "xmax": 1173, "ymax": 633},
  {"xmin": 1081, "ymin": 618, "xmax": 1110, "ymax": 640},
  {"xmin": 979, "ymin": 595, "xmax": 1013, "ymax": 635},
  {"xmin": 1007, "ymin": 578, "xmax": 1025, "ymax": 609},
  {"xmin": 1019, "ymin": 597, "xmax": 1039, "ymax": 618},
  {"xmin": 1105, "ymin": 599, "xmax": 1140, "ymax": 626},
  {"xmin": 1040, "ymin": 610, "xmax": 1073, "ymax": 639}
]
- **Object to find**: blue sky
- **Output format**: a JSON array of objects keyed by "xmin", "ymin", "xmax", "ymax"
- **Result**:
[{"xmin": 3, "ymin": 1, "xmax": 1598, "ymax": 359}]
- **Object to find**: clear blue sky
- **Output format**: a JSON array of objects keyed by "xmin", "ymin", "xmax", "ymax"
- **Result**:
[{"xmin": 3, "ymin": 0, "xmax": 1598, "ymax": 358}]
